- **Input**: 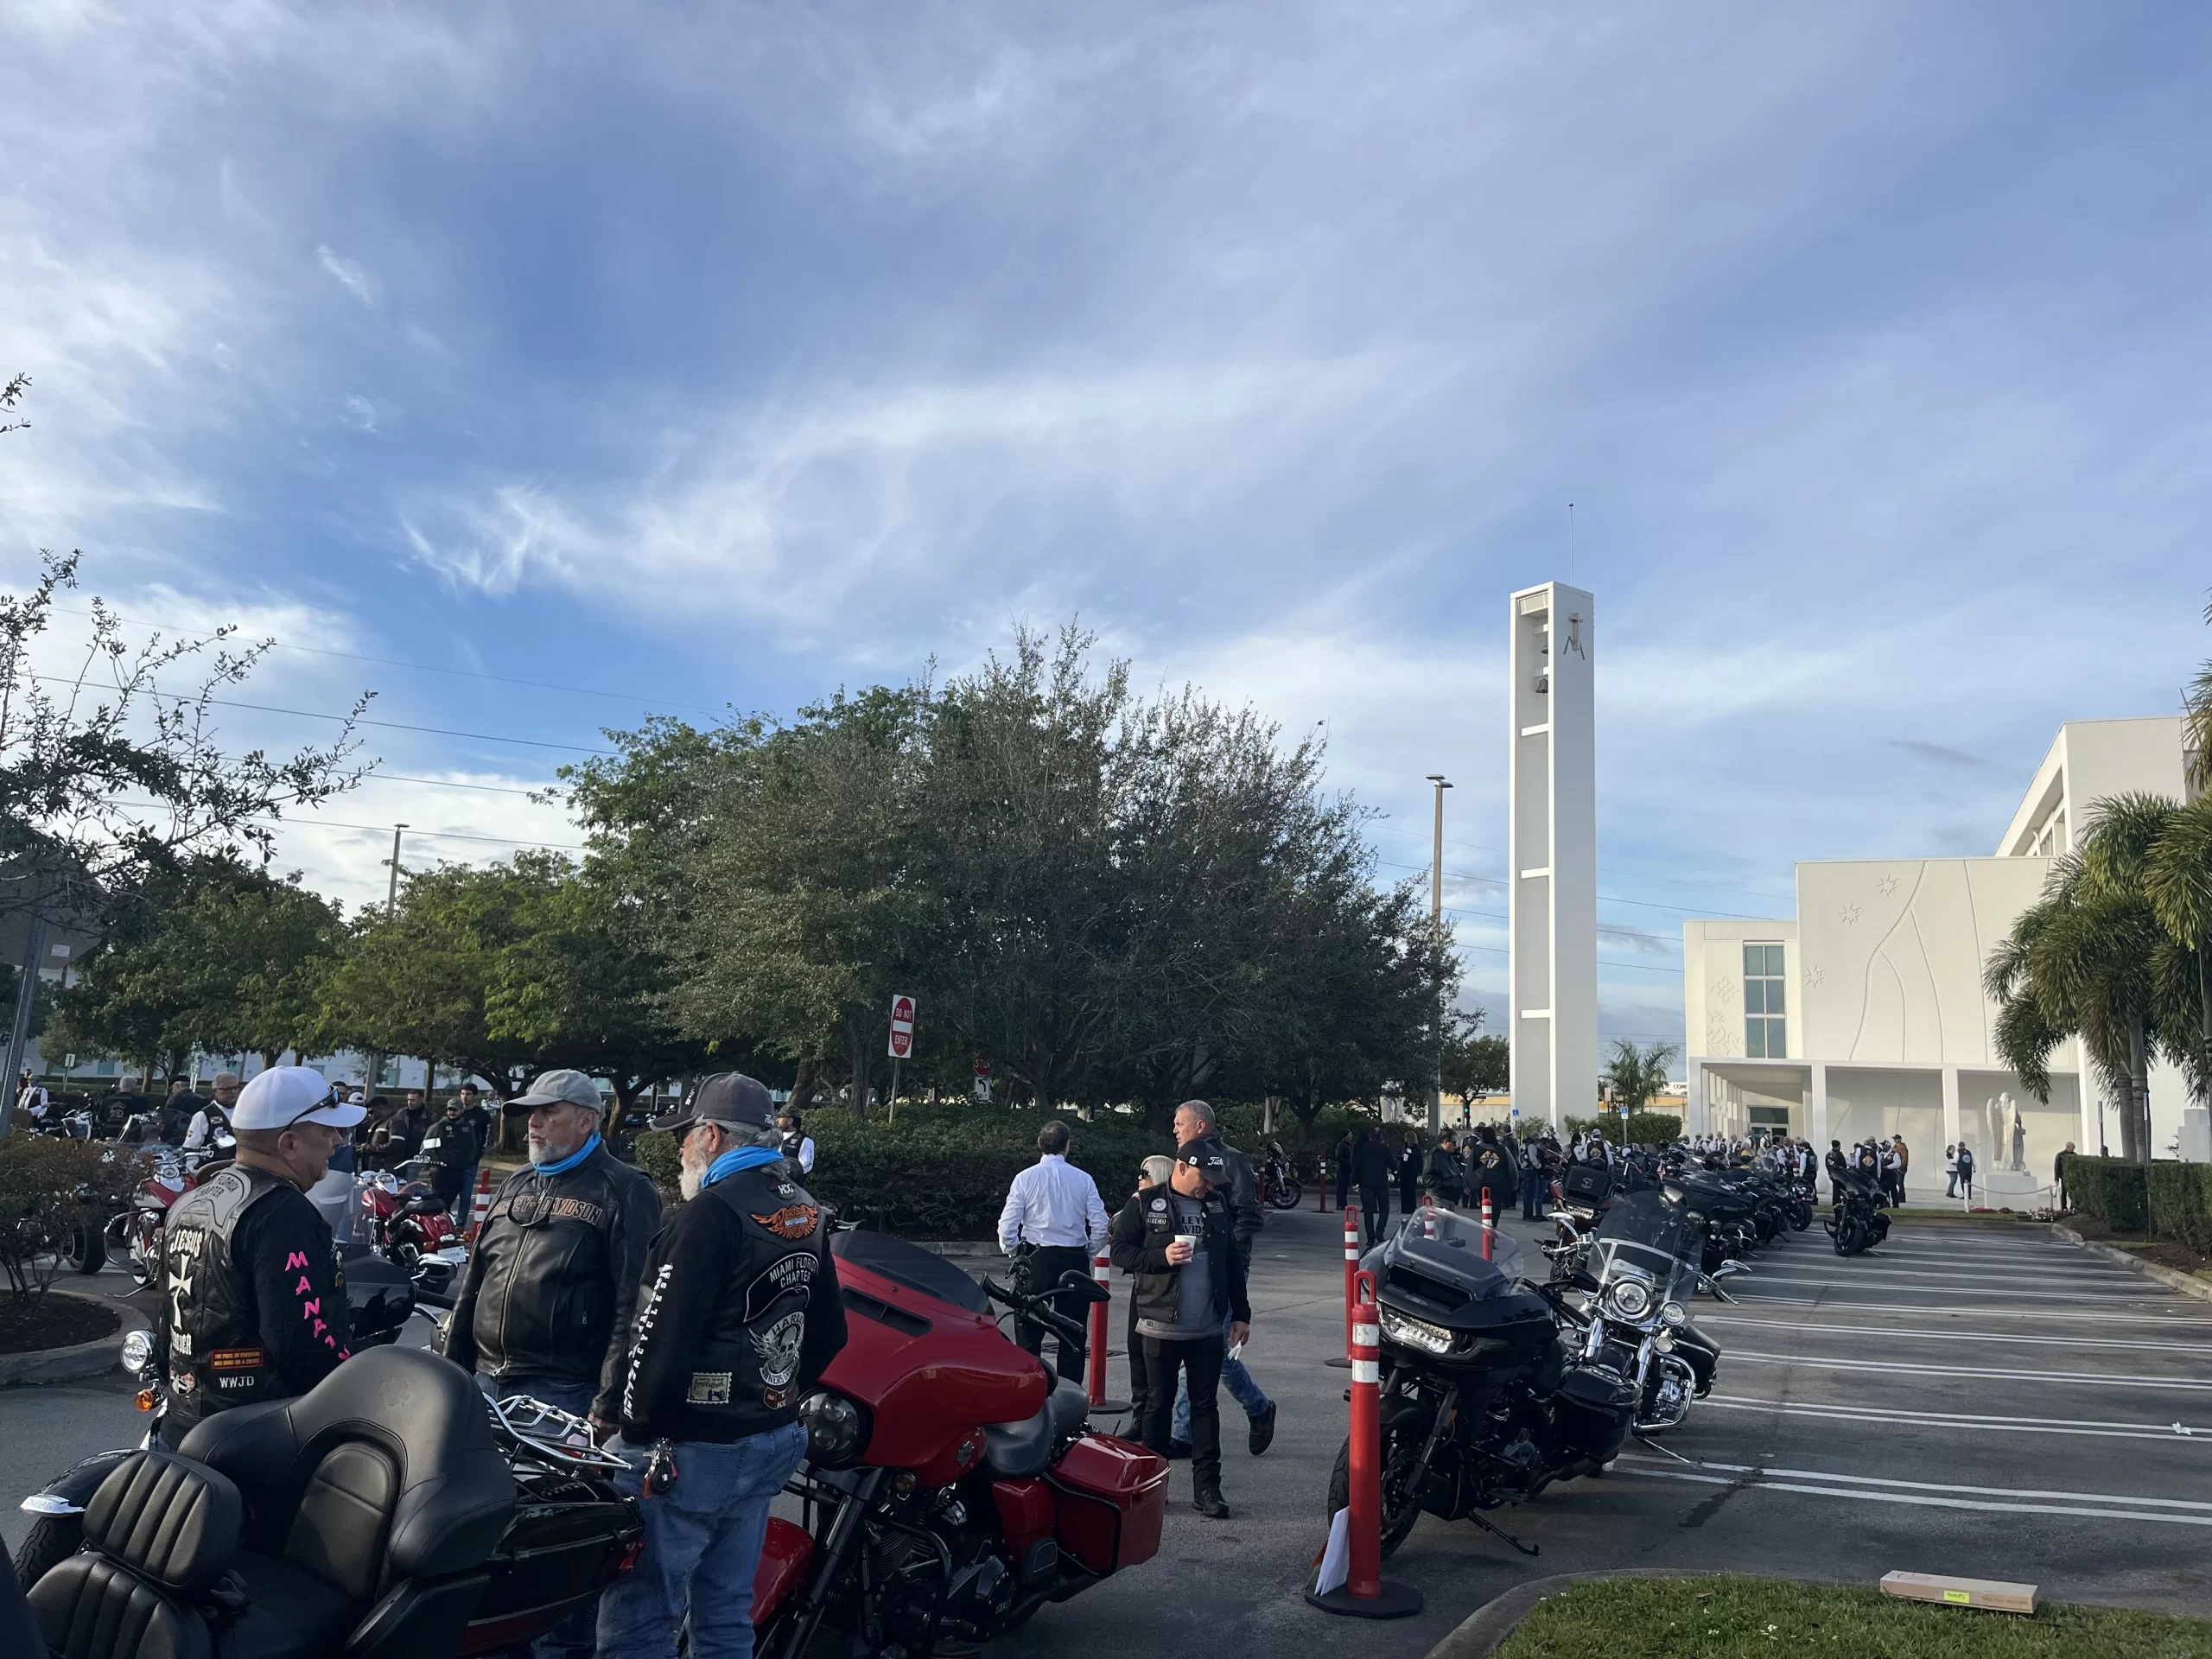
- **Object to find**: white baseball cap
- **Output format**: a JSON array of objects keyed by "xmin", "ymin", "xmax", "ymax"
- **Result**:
[{"xmin": 231, "ymin": 1067, "xmax": 367, "ymax": 1133}]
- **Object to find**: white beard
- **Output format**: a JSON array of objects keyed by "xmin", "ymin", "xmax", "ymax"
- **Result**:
[{"xmin": 678, "ymin": 1163, "xmax": 704, "ymax": 1201}]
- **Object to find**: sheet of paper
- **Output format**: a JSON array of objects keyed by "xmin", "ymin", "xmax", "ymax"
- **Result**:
[{"xmin": 1313, "ymin": 1507, "xmax": 1351, "ymax": 1597}]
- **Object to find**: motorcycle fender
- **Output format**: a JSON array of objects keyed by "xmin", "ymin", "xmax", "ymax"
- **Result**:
[
  {"xmin": 22, "ymin": 1448, "xmax": 137, "ymax": 1516},
  {"xmin": 1378, "ymin": 1395, "xmax": 1432, "ymax": 1434},
  {"xmin": 750, "ymin": 1516, "xmax": 813, "ymax": 1624}
]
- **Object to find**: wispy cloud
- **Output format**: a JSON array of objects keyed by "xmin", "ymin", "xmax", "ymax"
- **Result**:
[{"xmin": 316, "ymin": 246, "xmax": 379, "ymax": 309}]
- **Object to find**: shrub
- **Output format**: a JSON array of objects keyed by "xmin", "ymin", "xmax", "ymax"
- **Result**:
[
  {"xmin": 2064, "ymin": 1155, "xmax": 2149, "ymax": 1233},
  {"xmin": 1624, "ymin": 1112, "xmax": 1683, "ymax": 1146},
  {"xmin": 0, "ymin": 1137, "xmax": 132, "ymax": 1301},
  {"xmin": 2145, "ymin": 1161, "xmax": 2212, "ymax": 1256}
]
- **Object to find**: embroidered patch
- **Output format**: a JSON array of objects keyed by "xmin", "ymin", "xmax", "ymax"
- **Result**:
[
  {"xmin": 742, "ymin": 1251, "xmax": 817, "ymax": 1322},
  {"xmin": 685, "ymin": 1371, "xmax": 734, "ymax": 1406},
  {"xmin": 752, "ymin": 1311, "xmax": 806, "ymax": 1389},
  {"xmin": 208, "ymin": 1348, "xmax": 264, "ymax": 1372},
  {"xmin": 751, "ymin": 1204, "xmax": 820, "ymax": 1241},
  {"xmin": 763, "ymin": 1386, "xmax": 789, "ymax": 1410},
  {"xmin": 546, "ymin": 1197, "xmax": 608, "ymax": 1226},
  {"xmin": 1149, "ymin": 1198, "xmax": 1167, "ymax": 1212}
]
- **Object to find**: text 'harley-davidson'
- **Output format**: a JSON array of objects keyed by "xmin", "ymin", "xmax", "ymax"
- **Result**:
[{"xmin": 755, "ymin": 1228, "xmax": 1168, "ymax": 1659}]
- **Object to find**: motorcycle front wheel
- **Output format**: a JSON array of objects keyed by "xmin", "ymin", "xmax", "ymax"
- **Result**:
[
  {"xmin": 1834, "ymin": 1217, "xmax": 1866, "ymax": 1256},
  {"xmin": 1266, "ymin": 1180, "xmax": 1302, "ymax": 1211},
  {"xmin": 61, "ymin": 1226, "xmax": 105, "ymax": 1274},
  {"xmin": 1326, "ymin": 1426, "xmax": 1424, "ymax": 1559}
]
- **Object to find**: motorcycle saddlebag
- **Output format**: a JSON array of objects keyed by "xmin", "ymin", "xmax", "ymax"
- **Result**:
[
  {"xmin": 1046, "ymin": 1433, "xmax": 1169, "ymax": 1575},
  {"xmin": 1552, "ymin": 1365, "xmax": 1637, "ymax": 1465}
]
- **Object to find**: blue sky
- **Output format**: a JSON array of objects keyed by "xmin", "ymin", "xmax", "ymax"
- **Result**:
[{"xmin": 3, "ymin": 3, "xmax": 2208, "ymax": 1050}]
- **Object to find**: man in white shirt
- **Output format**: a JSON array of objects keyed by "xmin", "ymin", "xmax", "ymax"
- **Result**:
[
  {"xmin": 17, "ymin": 1070, "xmax": 48, "ymax": 1122},
  {"xmin": 998, "ymin": 1120, "xmax": 1110, "ymax": 1379},
  {"xmin": 184, "ymin": 1071, "xmax": 242, "ymax": 1152}
]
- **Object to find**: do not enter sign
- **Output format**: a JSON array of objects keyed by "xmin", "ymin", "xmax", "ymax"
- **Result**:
[{"xmin": 888, "ymin": 993, "xmax": 916, "ymax": 1058}]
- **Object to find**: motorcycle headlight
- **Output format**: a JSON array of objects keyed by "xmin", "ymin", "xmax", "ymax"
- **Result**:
[
  {"xmin": 1660, "ymin": 1300, "xmax": 1688, "ymax": 1328},
  {"xmin": 1378, "ymin": 1306, "xmax": 1457, "ymax": 1357},
  {"xmin": 1602, "ymin": 1278, "xmax": 1654, "ymax": 1322},
  {"xmin": 120, "ymin": 1330, "xmax": 156, "ymax": 1377},
  {"xmin": 798, "ymin": 1390, "xmax": 871, "ymax": 1468}
]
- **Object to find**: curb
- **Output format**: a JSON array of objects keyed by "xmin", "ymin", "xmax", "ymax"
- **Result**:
[
  {"xmin": 0, "ymin": 1287, "xmax": 145, "ymax": 1388},
  {"xmin": 2053, "ymin": 1224, "xmax": 2212, "ymax": 1303},
  {"xmin": 1425, "ymin": 1569, "xmax": 1725, "ymax": 1658}
]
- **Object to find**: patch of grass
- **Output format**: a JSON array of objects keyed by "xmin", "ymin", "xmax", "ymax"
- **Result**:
[{"xmin": 1495, "ymin": 1574, "xmax": 2212, "ymax": 1659}]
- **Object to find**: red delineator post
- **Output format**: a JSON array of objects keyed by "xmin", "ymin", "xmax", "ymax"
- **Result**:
[
  {"xmin": 466, "ymin": 1167, "xmax": 493, "ymax": 1243},
  {"xmin": 1342, "ymin": 1205, "xmax": 1360, "ymax": 1346},
  {"xmin": 1306, "ymin": 1268, "xmax": 1422, "ymax": 1618},
  {"xmin": 1317, "ymin": 1164, "xmax": 1329, "ymax": 1211},
  {"xmin": 1086, "ymin": 1253, "xmax": 1111, "ymax": 1406},
  {"xmin": 1480, "ymin": 1190, "xmax": 1495, "ymax": 1260}
]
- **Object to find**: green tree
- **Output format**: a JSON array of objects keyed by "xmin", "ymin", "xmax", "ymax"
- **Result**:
[
  {"xmin": 1986, "ymin": 795, "xmax": 2197, "ymax": 1161},
  {"xmin": 2184, "ymin": 590, "xmax": 2212, "ymax": 797},
  {"xmin": 1441, "ymin": 1013, "xmax": 1510, "ymax": 1101},
  {"xmin": 1604, "ymin": 1038, "xmax": 1681, "ymax": 1116},
  {"xmin": 43, "ymin": 856, "xmax": 340, "ymax": 1079}
]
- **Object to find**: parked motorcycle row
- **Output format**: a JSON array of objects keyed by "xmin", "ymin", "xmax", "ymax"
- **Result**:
[{"xmin": 15, "ymin": 1207, "xmax": 1166, "ymax": 1659}]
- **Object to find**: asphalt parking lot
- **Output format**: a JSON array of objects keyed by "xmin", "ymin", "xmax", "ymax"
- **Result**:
[{"xmin": 7, "ymin": 1198, "xmax": 2208, "ymax": 1653}]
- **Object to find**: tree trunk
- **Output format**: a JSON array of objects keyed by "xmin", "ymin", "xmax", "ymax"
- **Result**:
[
  {"xmin": 847, "ymin": 1023, "xmax": 869, "ymax": 1119},
  {"xmin": 791, "ymin": 1059, "xmax": 815, "ymax": 1112}
]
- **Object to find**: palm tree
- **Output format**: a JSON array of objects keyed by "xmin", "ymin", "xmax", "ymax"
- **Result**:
[
  {"xmin": 1604, "ymin": 1038, "xmax": 1681, "ymax": 1123},
  {"xmin": 2143, "ymin": 791, "xmax": 2212, "ymax": 1104},
  {"xmin": 2184, "ymin": 590, "xmax": 2212, "ymax": 798},
  {"xmin": 1986, "ymin": 794, "xmax": 2199, "ymax": 1161}
]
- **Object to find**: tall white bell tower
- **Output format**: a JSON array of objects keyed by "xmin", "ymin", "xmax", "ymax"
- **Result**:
[{"xmin": 1508, "ymin": 582, "xmax": 1597, "ymax": 1130}]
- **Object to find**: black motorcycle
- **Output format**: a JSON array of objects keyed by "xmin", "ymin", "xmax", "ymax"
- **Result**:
[
  {"xmin": 15, "ymin": 1345, "xmax": 641, "ymax": 1658},
  {"xmin": 1826, "ymin": 1167, "xmax": 1891, "ymax": 1256},
  {"xmin": 1325, "ymin": 1210, "xmax": 1640, "ymax": 1558}
]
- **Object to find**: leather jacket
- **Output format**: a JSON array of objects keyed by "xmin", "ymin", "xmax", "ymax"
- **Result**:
[
  {"xmin": 1109, "ymin": 1185, "xmax": 1250, "ymax": 1333},
  {"xmin": 442, "ymin": 1141, "xmax": 663, "ymax": 1420}
]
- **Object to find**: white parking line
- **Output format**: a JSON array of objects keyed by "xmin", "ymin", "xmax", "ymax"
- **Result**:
[
  {"xmin": 1737, "ymin": 1276, "xmax": 2163, "ymax": 1302},
  {"xmin": 1694, "ymin": 1314, "xmax": 2212, "ymax": 1354},
  {"xmin": 1726, "ymin": 1351, "xmax": 2212, "ymax": 1391},
  {"xmin": 1731, "ymin": 1295, "xmax": 2212, "ymax": 1325},
  {"xmin": 1624, "ymin": 1452, "xmax": 2212, "ymax": 1512},
  {"xmin": 1611, "ymin": 1464, "xmax": 2212, "ymax": 1528},
  {"xmin": 1773, "ymin": 1262, "xmax": 2139, "ymax": 1287},
  {"xmin": 1699, "ymin": 1393, "xmax": 2212, "ymax": 1446}
]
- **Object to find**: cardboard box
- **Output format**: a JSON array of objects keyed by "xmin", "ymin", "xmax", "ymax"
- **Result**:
[{"xmin": 1880, "ymin": 1572, "xmax": 2037, "ymax": 1615}]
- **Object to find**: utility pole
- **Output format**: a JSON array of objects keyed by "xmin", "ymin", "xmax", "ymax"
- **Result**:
[
  {"xmin": 1426, "ymin": 775, "xmax": 1452, "ymax": 1135},
  {"xmin": 0, "ymin": 912, "xmax": 48, "ymax": 1143},
  {"xmin": 385, "ymin": 824, "xmax": 410, "ymax": 918}
]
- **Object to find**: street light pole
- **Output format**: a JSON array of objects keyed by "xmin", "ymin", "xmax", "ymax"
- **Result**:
[
  {"xmin": 385, "ymin": 824, "xmax": 410, "ymax": 918},
  {"xmin": 1426, "ymin": 775, "xmax": 1452, "ymax": 1135}
]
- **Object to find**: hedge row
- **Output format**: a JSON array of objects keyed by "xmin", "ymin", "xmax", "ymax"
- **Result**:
[
  {"xmin": 2062, "ymin": 1154, "xmax": 2212, "ymax": 1251},
  {"xmin": 630, "ymin": 1100, "xmax": 1459, "ymax": 1239}
]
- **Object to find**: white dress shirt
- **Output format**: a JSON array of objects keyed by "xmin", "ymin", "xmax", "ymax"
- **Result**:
[{"xmin": 998, "ymin": 1153, "xmax": 1110, "ymax": 1256}]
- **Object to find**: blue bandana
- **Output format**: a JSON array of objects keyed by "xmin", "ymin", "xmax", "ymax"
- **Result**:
[
  {"xmin": 531, "ymin": 1131, "xmax": 601, "ymax": 1176},
  {"xmin": 702, "ymin": 1144, "xmax": 786, "ymax": 1188}
]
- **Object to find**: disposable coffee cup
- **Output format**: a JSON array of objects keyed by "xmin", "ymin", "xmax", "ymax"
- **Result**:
[{"xmin": 1173, "ymin": 1233, "xmax": 1198, "ymax": 1250}]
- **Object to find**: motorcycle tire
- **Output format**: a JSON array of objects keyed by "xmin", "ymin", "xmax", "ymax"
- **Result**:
[
  {"xmin": 1266, "ymin": 1181, "xmax": 1303, "ymax": 1211},
  {"xmin": 1789, "ymin": 1202, "xmax": 1812, "ymax": 1231},
  {"xmin": 1327, "ymin": 1430, "xmax": 1423, "ymax": 1559},
  {"xmin": 13, "ymin": 1514, "xmax": 81, "ymax": 1592},
  {"xmin": 61, "ymin": 1226, "xmax": 105, "ymax": 1275},
  {"xmin": 1834, "ymin": 1217, "xmax": 1866, "ymax": 1257}
]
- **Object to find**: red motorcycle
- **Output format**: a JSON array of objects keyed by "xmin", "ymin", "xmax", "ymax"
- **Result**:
[
  {"xmin": 755, "ymin": 1230, "xmax": 1167, "ymax": 1656},
  {"xmin": 357, "ymin": 1157, "xmax": 470, "ymax": 1303},
  {"xmin": 107, "ymin": 1145, "xmax": 228, "ymax": 1288}
]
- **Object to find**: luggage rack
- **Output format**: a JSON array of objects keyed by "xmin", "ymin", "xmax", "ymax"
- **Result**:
[{"xmin": 487, "ymin": 1393, "xmax": 631, "ymax": 1475}]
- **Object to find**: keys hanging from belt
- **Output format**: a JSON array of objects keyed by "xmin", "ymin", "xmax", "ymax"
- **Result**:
[{"xmin": 643, "ymin": 1438, "xmax": 678, "ymax": 1496}]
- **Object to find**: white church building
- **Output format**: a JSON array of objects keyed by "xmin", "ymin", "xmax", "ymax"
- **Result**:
[{"xmin": 1681, "ymin": 715, "xmax": 2194, "ymax": 1205}]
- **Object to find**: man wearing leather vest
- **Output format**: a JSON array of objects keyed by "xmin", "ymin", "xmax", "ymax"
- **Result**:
[
  {"xmin": 160, "ymin": 1067, "xmax": 365, "ymax": 1446},
  {"xmin": 442, "ymin": 1067, "xmax": 662, "ymax": 1429},
  {"xmin": 598, "ymin": 1073, "xmax": 849, "ymax": 1659}
]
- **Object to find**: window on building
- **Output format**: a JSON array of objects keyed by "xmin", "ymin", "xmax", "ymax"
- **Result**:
[{"xmin": 1744, "ymin": 943, "xmax": 1786, "ymax": 1058}]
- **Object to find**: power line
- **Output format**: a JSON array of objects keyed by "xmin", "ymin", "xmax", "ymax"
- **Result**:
[
  {"xmin": 29, "ymin": 672, "xmax": 620, "ymax": 756},
  {"xmin": 1433, "ymin": 833, "xmax": 1790, "ymax": 904},
  {"xmin": 1454, "ymin": 940, "xmax": 1684, "ymax": 975},
  {"xmin": 49, "ymin": 603, "xmax": 725, "ymax": 718},
  {"xmin": 113, "ymin": 798, "xmax": 583, "ymax": 852},
  {"xmin": 1378, "ymin": 858, "xmax": 1742, "ymax": 925}
]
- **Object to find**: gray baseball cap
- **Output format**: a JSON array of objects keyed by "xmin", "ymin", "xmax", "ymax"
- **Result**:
[
  {"xmin": 504, "ymin": 1068, "xmax": 605, "ymax": 1116},
  {"xmin": 649, "ymin": 1072, "xmax": 777, "ymax": 1135}
]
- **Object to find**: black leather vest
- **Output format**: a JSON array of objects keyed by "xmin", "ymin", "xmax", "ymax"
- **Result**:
[{"xmin": 162, "ymin": 1164, "xmax": 289, "ymax": 1423}]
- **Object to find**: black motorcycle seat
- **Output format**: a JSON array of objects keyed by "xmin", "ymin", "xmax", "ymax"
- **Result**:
[
  {"xmin": 1047, "ymin": 1378, "xmax": 1090, "ymax": 1441},
  {"xmin": 181, "ymin": 1347, "xmax": 513, "ymax": 1588},
  {"xmin": 27, "ymin": 1452, "xmax": 243, "ymax": 1659},
  {"xmin": 983, "ymin": 1408, "xmax": 1054, "ymax": 1478},
  {"xmin": 219, "ymin": 1549, "xmax": 359, "ymax": 1659}
]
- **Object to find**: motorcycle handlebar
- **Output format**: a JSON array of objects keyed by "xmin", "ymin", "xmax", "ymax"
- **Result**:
[{"xmin": 981, "ymin": 1276, "xmax": 1092, "ymax": 1351}]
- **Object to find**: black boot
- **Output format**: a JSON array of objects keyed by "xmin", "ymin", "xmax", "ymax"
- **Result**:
[
  {"xmin": 1192, "ymin": 1483, "xmax": 1229, "ymax": 1519},
  {"xmin": 1247, "ymin": 1401, "xmax": 1277, "ymax": 1456}
]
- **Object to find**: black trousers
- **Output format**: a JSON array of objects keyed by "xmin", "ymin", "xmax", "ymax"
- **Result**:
[
  {"xmin": 1015, "ymin": 1244, "xmax": 1092, "ymax": 1380},
  {"xmin": 1360, "ymin": 1192, "xmax": 1387, "ymax": 1248},
  {"xmin": 1141, "ymin": 1333, "xmax": 1226, "ymax": 1488}
]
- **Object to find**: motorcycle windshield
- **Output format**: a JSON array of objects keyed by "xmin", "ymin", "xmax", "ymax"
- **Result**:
[
  {"xmin": 1392, "ymin": 1207, "xmax": 1526, "ymax": 1284},
  {"xmin": 1590, "ymin": 1189, "xmax": 1701, "ymax": 1305}
]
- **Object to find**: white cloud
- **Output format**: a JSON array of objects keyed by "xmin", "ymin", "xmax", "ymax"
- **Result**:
[{"xmin": 315, "ymin": 245, "xmax": 379, "ymax": 308}]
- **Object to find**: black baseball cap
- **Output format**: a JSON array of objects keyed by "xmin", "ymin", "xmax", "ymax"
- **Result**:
[
  {"xmin": 1176, "ymin": 1137, "xmax": 1229, "ymax": 1185},
  {"xmin": 649, "ymin": 1072, "xmax": 777, "ymax": 1135}
]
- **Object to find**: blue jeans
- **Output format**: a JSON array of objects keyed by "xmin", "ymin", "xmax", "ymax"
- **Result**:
[
  {"xmin": 1172, "ymin": 1308, "xmax": 1269, "ymax": 1442},
  {"xmin": 597, "ymin": 1421, "xmax": 809, "ymax": 1659},
  {"xmin": 475, "ymin": 1374, "xmax": 601, "ymax": 1659},
  {"xmin": 452, "ymin": 1162, "xmax": 481, "ymax": 1223}
]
